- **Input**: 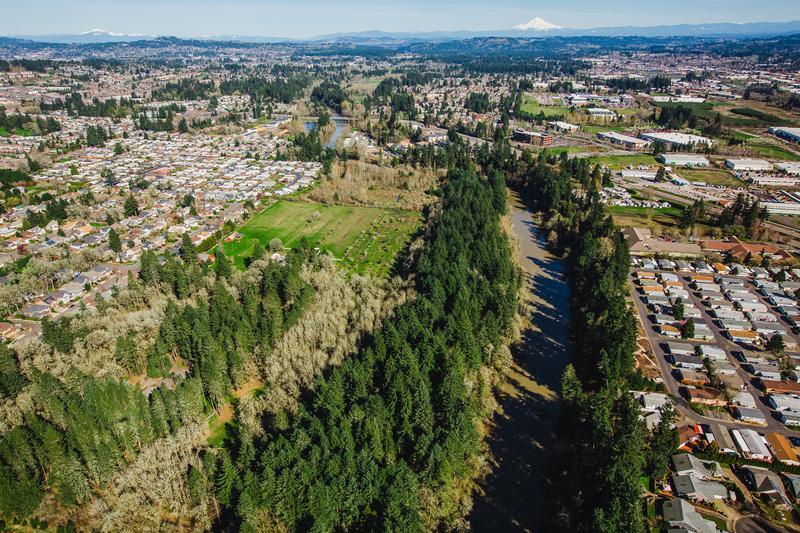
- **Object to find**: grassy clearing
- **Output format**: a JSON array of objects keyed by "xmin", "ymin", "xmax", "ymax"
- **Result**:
[
  {"xmin": 677, "ymin": 167, "xmax": 742, "ymax": 187},
  {"xmin": 746, "ymin": 142, "xmax": 800, "ymax": 161},
  {"xmin": 729, "ymin": 130, "xmax": 758, "ymax": 141},
  {"xmin": 0, "ymin": 127, "xmax": 34, "ymax": 137},
  {"xmin": 730, "ymin": 107, "xmax": 789, "ymax": 126},
  {"xmin": 587, "ymin": 154, "xmax": 658, "ymax": 167},
  {"xmin": 520, "ymin": 96, "xmax": 570, "ymax": 117},
  {"xmin": 224, "ymin": 200, "xmax": 420, "ymax": 276},
  {"xmin": 608, "ymin": 208, "xmax": 680, "ymax": 232},
  {"xmin": 581, "ymin": 124, "xmax": 630, "ymax": 133}
]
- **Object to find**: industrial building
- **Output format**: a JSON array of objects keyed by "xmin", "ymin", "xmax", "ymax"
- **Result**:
[
  {"xmin": 547, "ymin": 120, "xmax": 579, "ymax": 133},
  {"xmin": 657, "ymin": 154, "xmax": 710, "ymax": 167},
  {"xmin": 748, "ymin": 176, "xmax": 800, "ymax": 187},
  {"xmin": 761, "ymin": 201, "xmax": 800, "ymax": 216},
  {"xmin": 640, "ymin": 131, "xmax": 713, "ymax": 148},
  {"xmin": 597, "ymin": 131, "xmax": 651, "ymax": 150},
  {"xmin": 512, "ymin": 129, "xmax": 553, "ymax": 146},
  {"xmin": 770, "ymin": 127, "xmax": 800, "ymax": 144},
  {"xmin": 725, "ymin": 158, "xmax": 774, "ymax": 172}
]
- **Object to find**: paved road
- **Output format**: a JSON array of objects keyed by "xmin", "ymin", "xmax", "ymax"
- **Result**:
[
  {"xmin": 735, "ymin": 516, "xmax": 791, "ymax": 533},
  {"xmin": 629, "ymin": 271, "xmax": 800, "ymax": 437},
  {"xmin": 469, "ymin": 191, "xmax": 571, "ymax": 532}
]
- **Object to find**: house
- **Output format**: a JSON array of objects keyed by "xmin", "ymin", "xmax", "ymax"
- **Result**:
[
  {"xmin": 705, "ymin": 424, "xmax": 737, "ymax": 455},
  {"xmin": 783, "ymin": 473, "xmax": 800, "ymax": 503},
  {"xmin": 0, "ymin": 322, "xmax": 24, "ymax": 342},
  {"xmin": 733, "ymin": 391, "xmax": 758, "ymax": 409},
  {"xmin": 670, "ymin": 354, "xmax": 706, "ymax": 370},
  {"xmin": 697, "ymin": 346, "xmax": 726, "ymax": 361},
  {"xmin": 677, "ymin": 370, "xmax": 710, "ymax": 387},
  {"xmin": 709, "ymin": 360, "xmax": 736, "ymax": 375},
  {"xmin": 672, "ymin": 453, "xmax": 722, "ymax": 479},
  {"xmin": 758, "ymin": 380, "xmax": 800, "ymax": 395},
  {"xmin": 778, "ymin": 411, "xmax": 800, "ymax": 427},
  {"xmin": 747, "ymin": 363, "xmax": 782, "ymax": 381},
  {"xmin": 21, "ymin": 304, "xmax": 50, "ymax": 319},
  {"xmin": 685, "ymin": 387, "xmax": 726, "ymax": 406},
  {"xmin": 666, "ymin": 343, "xmax": 697, "ymax": 356},
  {"xmin": 659, "ymin": 324, "xmax": 682, "ymax": 338},
  {"xmin": 672, "ymin": 474, "xmax": 728, "ymax": 503},
  {"xmin": 733, "ymin": 429, "xmax": 772, "ymax": 461},
  {"xmin": 764, "ymin": 432, "xmax": 800, "ymax": 466},
  {"xmin": 662, "ymin": 498, "xmax": 720, "ymax": 533},
  {"xmin": 634, "ymin": 391, "xmax": 670, "ymax": 411},
  {"xmin": 726, "ymin": 329, "xmax": 760, "ymax": 344},
  {"xmin": 767, "ymin": 393, "xmax": 800, "ymax": 412},
  {"xmin": 734, "ymin": 407, "xmax": 768, "ymax": 426},
  {"xmin": 740, "ymin": 465, "xmax": 791, "ymax": 507}
]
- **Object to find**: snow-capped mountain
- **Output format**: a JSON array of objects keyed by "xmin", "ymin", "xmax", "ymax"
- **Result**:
[
  {"xmin": 81, "ymin": 29, "xmax": 147, "ymax": 37},
  {"xmin": 514, "ymin": 17, "xmax": 562, "ymax": 31}
]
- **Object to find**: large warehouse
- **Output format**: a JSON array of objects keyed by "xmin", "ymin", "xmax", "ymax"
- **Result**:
[
  {"xmin": 597, "ymin": 131, "xmax": 651, "ymax": 150},
  {"xmin": 725, "ymin": 158, "xmax": 774, "ymax": 172},
  {"xmin": 657, "ymin": 154, "xmax": 710, "ymax": 167},
  {"xmin": 640, "ymin": 132, "xmax": 713, "ymax": 148},
  {"xmin": 770, "ymin": 127, "xmax": 800, "ymax": 144}
]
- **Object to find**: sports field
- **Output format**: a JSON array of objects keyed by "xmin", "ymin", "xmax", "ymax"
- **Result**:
[{"xmin": 224, "ymin": 201, "xmax": 420, "ymax": 276}]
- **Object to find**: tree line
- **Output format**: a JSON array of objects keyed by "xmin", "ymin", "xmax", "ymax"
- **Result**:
[
  {"xmin": 209, "ymin": 169, "xmax": 520, "ymax": 530},
  {"xmin": 0, "ymin": 240, "xmax": 314, "ymax": 524},
  {"xmin": 524, "ymin": 151, "xmax": 676, "ymax": 532}
]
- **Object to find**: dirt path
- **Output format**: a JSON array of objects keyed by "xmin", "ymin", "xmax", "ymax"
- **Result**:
[{"xmin": 469, "ymin": 190, "xmax": 571, "ymax": 532}]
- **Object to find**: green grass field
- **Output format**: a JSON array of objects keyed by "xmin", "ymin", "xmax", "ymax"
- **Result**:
[
  {"xmin": 677, "ymin": 167, "xmax": 742, "ymax": 187},
  {"xmin": 224, "ymin": 201, "xmax": 420, "ymax": 276},
  {"xmin": 519, "ymin": 96, "xmax": 571, "ymax": 117},
  {"xmin": 587, "ymin": 154, "xmax": 658, "ymax": 167},
  {"xmin": 746, "ymin": 142, "xmax": 800, "ymax": 161},
  {"xmin": 0, "ymin": 127, "xmax": 34, "ymax": 137},
  {"xmin": 582, "ymin": 124, "xmax": 630, "ymax": 133}
]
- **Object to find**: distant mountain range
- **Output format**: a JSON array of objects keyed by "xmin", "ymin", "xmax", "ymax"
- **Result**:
[
  {"xmin": 4, "ymin": 19, "xmax": 800, "ymax": 45},
  {"xmin": 311, "ymin": 19, "xmax": 800, "ymax": 42}
]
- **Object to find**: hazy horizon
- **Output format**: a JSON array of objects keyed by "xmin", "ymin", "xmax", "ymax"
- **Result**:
[{"xmin": 3, "ymin": 0, "xmax": 800, "ymax": 39}]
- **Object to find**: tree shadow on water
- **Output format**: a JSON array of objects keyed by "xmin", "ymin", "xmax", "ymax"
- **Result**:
[{"xmin": 469, "ymin": 210, "xmax": 571, "ymax": 533}]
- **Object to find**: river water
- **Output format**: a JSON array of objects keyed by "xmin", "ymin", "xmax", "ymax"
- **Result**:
[
  {"xmin": 469, "ymin": 190, "xmax": 571, "ymax": 532},
  {"xmin": 304, "ymin": 117, "xmax": 346, "ymax": 149}
]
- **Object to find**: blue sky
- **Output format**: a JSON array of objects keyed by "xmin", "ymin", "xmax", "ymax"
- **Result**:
[{"xmin": 3, "ymin": 0, "xmax": 799, "ymax": 38}]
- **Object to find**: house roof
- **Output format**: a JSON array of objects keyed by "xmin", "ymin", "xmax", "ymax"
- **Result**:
[
  {"xmin": 672, "ymin": 453, "xmax": 722, "ymax": 479},
  {"xmin": 663, "ymin": 498, "xmax": 719, "ymax": 533},
  {"xmin": 673, "ymin": 474, "xmax": 728, "ymax": 501},
  {"xmin": 765, "ymin": 432, "xmax": 800, "ymax": 465},
  {"xmin": 741, "ymin": 465, "xmax": 790, "ymax": 504}
]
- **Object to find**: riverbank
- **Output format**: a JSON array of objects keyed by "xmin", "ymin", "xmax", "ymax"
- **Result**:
[{"xmin": 469, "ymin": 190, "xmax": 571, "ymax": 532}]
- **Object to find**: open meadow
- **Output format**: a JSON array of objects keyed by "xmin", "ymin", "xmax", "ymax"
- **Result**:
[{"xmin": 224, "ymin": 200, "xmax": 420, "ymax": 276}]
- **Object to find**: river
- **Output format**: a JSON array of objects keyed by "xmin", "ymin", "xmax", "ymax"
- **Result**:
[
  {"xmin": 469, "ymin": 190, "xmax": 571, "ymax": 532},
  {"xmin": 304, "ymin": 116, "xmax": 347, "ymax": 149}
]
